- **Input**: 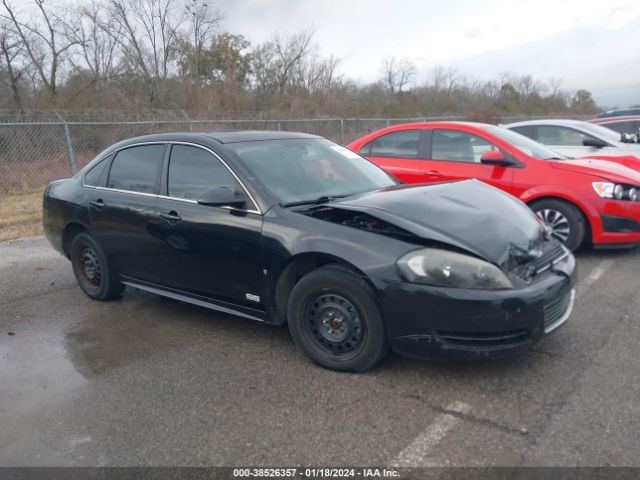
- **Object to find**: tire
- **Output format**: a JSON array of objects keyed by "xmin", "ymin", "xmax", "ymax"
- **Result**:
[
  {"xmin": 70, "ymin": 232, "xmax": 124, "ymax": 300},
  {"xmin": 287, "ymin": 264, "xmax": 389, "ymax": 372},
  {"xmin": 530, "ymin": 199, "xmax": 586, "ymax": 251}
]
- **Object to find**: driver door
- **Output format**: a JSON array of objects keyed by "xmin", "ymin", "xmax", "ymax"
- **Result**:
[
  {"xmin": 420, "ymin": 128, "xmax": 514, "ymax": 191},
  {"xmin": 152, "ymin": 144, "xmax": 263, "ymax": 307}
]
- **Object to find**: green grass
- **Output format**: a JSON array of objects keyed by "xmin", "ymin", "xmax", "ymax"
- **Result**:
[{"xmin": 0, "ymin": 189, "xmax": 44, "ymax": 242}]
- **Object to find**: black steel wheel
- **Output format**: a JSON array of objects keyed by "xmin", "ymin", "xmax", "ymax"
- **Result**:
[
  {"xmin": 287, "ymin": 264, "xmax": 389, "ymax": 372},
  {"xmin": 530, "ymin": 199, "xmax": 586, "ymax": 251},
  {"xmin": 304, "ymin": 293, "xmax": 366, "ymax": 360},
  {"xmin": 70, "ymin": 232, "xmax": 124, "ymax": 300}
]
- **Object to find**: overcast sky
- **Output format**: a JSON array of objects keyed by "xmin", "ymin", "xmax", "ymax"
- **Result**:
[{"xmin": 217, "ymin": 0, "xmax": 640, "ymax": 107}]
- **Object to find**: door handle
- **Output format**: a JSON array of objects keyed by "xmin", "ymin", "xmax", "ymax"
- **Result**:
[
  {"xmin": 89, "ymin": 199, "xmax": 105, "ymax": 209},
  {"xmin": 160, "ymin": 211, "xmax": 182, "ymax": 223},
  {"xmin": 423, "ymin": 170, "xmax": 442, "ymax": 178}
]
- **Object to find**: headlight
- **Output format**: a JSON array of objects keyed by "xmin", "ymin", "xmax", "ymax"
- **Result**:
[
  {"xmin": 593, "ymin": 182, "xmax": 640, "ymax": 201},
  {"xmin": 614, "ymin": 184, "xmax": 624, "ymax": 200},
  {"xmin": 397, "ymin": 248, "xmax": 513, "ymax": 290},
  {"xmin": 592, "ymin": 182, "xmax": 615, "ymax": 198}
]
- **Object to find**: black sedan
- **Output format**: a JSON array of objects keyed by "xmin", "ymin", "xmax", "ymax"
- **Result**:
[{"xmin": 43, "ymin": 131, "xmax": 576, "ymax": 371}]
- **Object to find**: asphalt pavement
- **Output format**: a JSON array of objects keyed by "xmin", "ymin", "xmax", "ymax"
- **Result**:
[{"xmin": 1, "ymin": 236, "xmax": 639, "ymax": 467}]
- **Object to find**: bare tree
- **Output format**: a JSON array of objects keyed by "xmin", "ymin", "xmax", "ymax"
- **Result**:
[
  {"xmin": 185, "ymin": 0, "xmax": 222, "ymax": 80},
  {"xmin": 67, "ymin": 1, "xmax": 123, "ymax": 84},
  {"xmin": 0, "ymin": 17, "xmax": 24, "ymax": 111},
  {"xmin": 109, "ymin": 0, "xmax": 183, "ymax": 102},
  {"xmin": 444, "ymin": 66, "xmax": 458, "ymax": 97},
  {"xmin": 380, "ymin": 56, "xmax": 415, "ymax": 93},
  {"xmin": 272, "ymin": 29, "xmax": 314, "ymax": 95},
  {"xmin": 1, "ymin": 0, "xmax": 78, "ymax": 98}
]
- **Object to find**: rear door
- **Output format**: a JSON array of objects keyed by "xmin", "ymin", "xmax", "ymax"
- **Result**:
[
  {"xmin": 420, "ymin": 128, "xmax": 514, "ymax": 189},
  {"xmin": 88, "ymin": 143, "xmax": 166, "ymax": 281},
  {"xmin": 152, "ymin": 143, "xmax": 264, "ymax": 306},
  {"xmin": 358, "ymin": 129, "xmax": 432, "ymax": 183}
]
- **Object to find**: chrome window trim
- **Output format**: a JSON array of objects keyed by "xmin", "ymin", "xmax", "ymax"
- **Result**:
[
  {"xmin": 91, "ymin": 185, "xmax": 158, "ymax": 198},
  {"xmin": 81, "ymin": 140, "xmax": 262, "ymax": 215}
]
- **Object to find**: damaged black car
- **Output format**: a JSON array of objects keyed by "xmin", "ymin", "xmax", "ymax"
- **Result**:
[{"xmin": 43, "ymin": 131, "xmax": 576, "ymax": 371}]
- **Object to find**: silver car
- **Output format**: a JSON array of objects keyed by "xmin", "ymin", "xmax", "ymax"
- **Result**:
[{"xmin": 504, "ymin": 119, "xmax": 640, "ymax": 159}]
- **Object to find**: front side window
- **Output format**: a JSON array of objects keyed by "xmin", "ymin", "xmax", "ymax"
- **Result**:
[
  {"xmin": 536, "ymin": 126, "xmax": 598, "ymax": 146},
  {"xmin": 369, "ymin": 130, "xmax": 421, "ymax": 159},
  {"xmin": 167, "ymin": 145, "xmax": 242, "ymax": 200},
  {"xmin": 431, "ymin": 130, "xmax": 497, "ymax": 163},
  {"xmin": 107, "ymin": 145, "xmax": 165, "ymax": 193}
]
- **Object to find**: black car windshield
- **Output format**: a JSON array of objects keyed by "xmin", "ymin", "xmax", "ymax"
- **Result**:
[
  {"xmin": 484, "ymin": 125, "xmax": 569, "ymax": 160},
  {"xmin": 228, "ymin": 138, "xmax": 398, "ymax": 204}
]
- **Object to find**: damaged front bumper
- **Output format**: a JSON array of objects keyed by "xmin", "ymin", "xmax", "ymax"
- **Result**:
[{"xmin": 374, "ymin": 253, "xmax": 576, "ymax": 360}]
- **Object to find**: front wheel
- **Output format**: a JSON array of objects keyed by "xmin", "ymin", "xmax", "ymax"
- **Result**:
[
  {"xmin": 70, "ymin": 232, "xmax": 124, "ymax": 300},
  {"xmin": 287, "ymin": 265, "xmax": 389, "ymax": 372},
  {"xmin": 530, "ymin": 199, "xmax": 586, "ymax": 251}
]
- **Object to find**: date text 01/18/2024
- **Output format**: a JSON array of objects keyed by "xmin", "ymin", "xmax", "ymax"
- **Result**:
[{"xmin": 232, "ymin": 468, "xmax": 401, "ymax": 478}]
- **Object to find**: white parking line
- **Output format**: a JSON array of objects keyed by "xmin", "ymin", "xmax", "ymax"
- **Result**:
[
  {"xmin": 577, "ymin": 259, "xmax": 615, "ymax": 299},
  {"xmin": 390, "ymin": 401, "xmax": 472, "ymax": 467}
]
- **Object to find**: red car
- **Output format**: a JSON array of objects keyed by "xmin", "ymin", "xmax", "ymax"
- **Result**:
[
  {"xmin": 348, "ymin": 122, "xmax": 640, "ymax": 250},
  {"xmin": 590, "ymin": 115, "xmax": 640, "ymax": 141}
]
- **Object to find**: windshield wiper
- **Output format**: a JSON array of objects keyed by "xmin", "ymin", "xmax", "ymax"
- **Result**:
[{"xmin": 281, "ymin": 194, "xmax": 351, "ymax": 208}]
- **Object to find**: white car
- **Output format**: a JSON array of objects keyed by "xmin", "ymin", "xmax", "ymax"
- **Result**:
[{"xmin": 504, "ymin": 119, "xmax": 640, "ymax": 160}]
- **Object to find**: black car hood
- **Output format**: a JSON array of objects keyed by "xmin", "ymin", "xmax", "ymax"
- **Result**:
[{"xmin": 329, "ymin": 180, "xmax": 544, "ymax": 266}]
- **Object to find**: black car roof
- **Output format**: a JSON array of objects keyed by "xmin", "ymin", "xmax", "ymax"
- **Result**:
[
  {"xmin": 205, "ymin": 130, "xmax": 321, "ymax": 143},
  {"xmin": 113, "ymin": 130, "xmax": 321, "ymax": 147}
]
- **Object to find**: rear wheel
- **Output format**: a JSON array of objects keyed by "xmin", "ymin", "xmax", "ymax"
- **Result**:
[
  {"xmin": 530, "ymin": 199, "xmax": 586, "ymax": 251},
  {"xmin": 287, "ymin": 265, "xmax": 389, "ymax": 372},
  {"xmin": 70, "ymin": 232, "xmax": 124, "ymax": 300}
]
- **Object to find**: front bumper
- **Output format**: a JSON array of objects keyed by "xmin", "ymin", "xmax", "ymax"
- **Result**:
[
  {"xmin": 586, "ymin": 197, "xmax": 640, "ymax": 247},
  {"xmin": 374, "ymin": 254, "xmax": 576, "ymax": 360}
]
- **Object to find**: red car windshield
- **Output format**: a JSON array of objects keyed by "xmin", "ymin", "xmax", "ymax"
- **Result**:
[{"xmin": 484, "ymin": 125, "xmax": 568, "ymax": 160}]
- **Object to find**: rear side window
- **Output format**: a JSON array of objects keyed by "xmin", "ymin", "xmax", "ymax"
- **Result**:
[
  {"xmin": 84, "ymin": 155, "xmax": 110, "ymax": 186},
  {"xmin": 369, "ymin": 130, "xmax": 421, "ymax": 158},
  {"xmin": 431, "ymin": 130, "xmax": 497, "ymax": 163},
  {"xmin": 167, "ymin": 145, "xmax": 242, "ymax": 200},
  {"xmin": 107, "ymin": 145, "xmax": 165, "ymax": 193},
  {"xmin": 509, "ymin": 125, "xmax": 536, "ymax": 140}
]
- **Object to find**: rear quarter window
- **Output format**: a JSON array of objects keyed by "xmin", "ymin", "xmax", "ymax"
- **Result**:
[{"xmin": 83, "ymin": 155, "xmax": 111, "ymax": 186}]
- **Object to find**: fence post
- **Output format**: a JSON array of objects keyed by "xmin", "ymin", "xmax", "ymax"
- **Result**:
[
  {"xmin": 181, "ymin": 109, "xmax": 193, "ymax": 132},
  {"xmin": 54, "ymin": 110, "xmax": 78, "ymax": 174},
  {"xmin": 277, "ymin": 121, "xmax": 282, "ymax": 131},
  {"xmin": 339, "ymin": 118, "xmax": 344, "ymax": 144}
]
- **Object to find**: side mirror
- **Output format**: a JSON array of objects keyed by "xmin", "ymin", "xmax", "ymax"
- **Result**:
[
  {"xmin": 583, "ymin": 137, "xmax": 607, "ymax": 148},
  {"xmin": 197, "ymin": 186, "xmax": 246, "ymax": 208},
  {"xmin": 480, "ymin": 150, "xmax": 515, "ymax": 166}
]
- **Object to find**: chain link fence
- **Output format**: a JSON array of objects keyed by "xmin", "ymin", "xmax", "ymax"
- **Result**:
[
  {"xmin": 0, "ymin": 113, "xmax": 596, "ymax": 241},
  {"xmin": 0, "ymin": 116, "xmax": 472, "ymax": 196},
  {"xmin": 0, "ymin": 113, "xmax": 596, "ymax": 196}
]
